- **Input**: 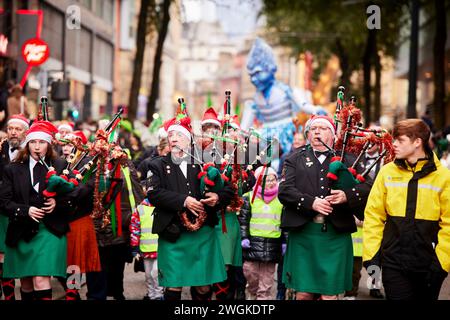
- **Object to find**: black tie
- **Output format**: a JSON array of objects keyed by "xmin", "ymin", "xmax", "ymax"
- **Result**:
[
  {"xmin": 33, "ymin": 162, "xmax": 46, "ymax": 192},
  {"xmin": 314, "ymin": 150, "xmax": 329, "ymax": 157}
]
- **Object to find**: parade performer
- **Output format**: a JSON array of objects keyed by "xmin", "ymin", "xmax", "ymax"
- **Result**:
[
  {"xmin": 207, "ymin": 98, "xmax": 256, "ymax": 300},
  {"xmin": 0, "ymin": 120, "xmax": 75, "ymax": 300},
  {"xmin": 239, "ymin": 166, "xmax": 284, "ymax": 300},
  {"xmin": 0, "ymin": 114, "xmax": 30, "ymax": 300},
  {"xmin": 58, "ymin": 130, "xmax": 101, "ymax": 300},
  {"xmin": 81, "ymin": 113, "xmax": 144, "ymax": 300},
  {"xmin": 241, "ymin": 37, "xmax": 325, "ymax": 158},
  {"xmin": 278, "ymin": 113, "xmax": 371, "ymax": 300},
  {"xmin": 363, "ymin": 119, "xmax": 450, "ymax": 300},
  {"xmin": 146, "ymin": 101, "xmax": 234, "ymax": 301}
]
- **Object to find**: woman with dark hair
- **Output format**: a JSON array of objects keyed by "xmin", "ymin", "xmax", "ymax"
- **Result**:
[{"xmin": 0, "ymin": 121, "xmax": 71, "ymax": 300}]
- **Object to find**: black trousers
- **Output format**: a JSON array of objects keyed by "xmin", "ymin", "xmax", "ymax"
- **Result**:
[
  {"xmin": 86, "ymin": 243, "xmax": 131, "ymax": 300},
  {"xmin": 345, "ymin": 257, "xmax": 363, "ymax": 296},
  {"xmin": 277, "ymin": 259, "xmax": 286, "ymax": 293},
  {"xmin": 382, "ymin": 267, "xmax": 445, "ymax": 300}
]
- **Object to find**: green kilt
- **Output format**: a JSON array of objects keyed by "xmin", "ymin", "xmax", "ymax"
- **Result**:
[
  {"xmin": 0, "ymin": 215, "xmax": 8, "ymax": 253},
  {"xmin": 158, "ymin": 225, "xmax": 226, "ymax": 287},
  {"xmin": 215, "ymin": 210, "xmax": 242, "ymax": 267},
  {"xmin": 283, "ymin": 222, "xmax": 353, "ymax": 296},
  {"xmin": 3, "ymin": 223, "xmax": 67, "ymax": 278}
]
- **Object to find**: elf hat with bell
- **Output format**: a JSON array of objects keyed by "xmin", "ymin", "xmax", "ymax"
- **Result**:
[
  {"xmin": 25, "ymin": 120, "xmax": 58, "ymax": 144},
  {"xmin": 201, "ymin": 107, "xmax": 221, "ymax": 128}
]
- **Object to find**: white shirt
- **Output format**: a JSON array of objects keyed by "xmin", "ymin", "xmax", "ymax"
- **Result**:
[
  {"xmin": 179, "ymin": 160, "xmax": 187, "ymax": 179},
  {"xmin": 8, "ymin": 147, "xmax": 19, "ymax": 162},
  {"xmin": 365, "ymin": 151, "xmax": 381, "ymax": 179},
  {"xmin": 312, "ymin": 149, "xmax": 327, "ymax": 164}
]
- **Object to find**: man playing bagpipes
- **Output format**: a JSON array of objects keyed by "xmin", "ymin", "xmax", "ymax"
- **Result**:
[
  {"xmin": 0, "ymin": 114, "xmax": 30, "ymax": 300},
  {"xmin": 146, "ymin": 102, "xmax": 234, "ymax": 301},
  {"xmin": 278, "ymin": 104, "xmax": 375, "ymax": 300},
  {"xmin": 199, "ymin": 97, "xmax": 258, "ymax": 301}
]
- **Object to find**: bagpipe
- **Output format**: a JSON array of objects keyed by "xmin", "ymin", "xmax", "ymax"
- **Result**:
[
  {"xmin": 38, "ymin": 98, "xmax": 130, "ymax": 235},
  {"xmin": 31, "ymin": 96, "xmax": 79, "ymax": 198},
  {"xmin": 318, "ymin": 87, "xmax": 394, "ymax": 231},
  {"xmin": 172, "ymin": 92, "xmax": 278, "ymax": 233}
]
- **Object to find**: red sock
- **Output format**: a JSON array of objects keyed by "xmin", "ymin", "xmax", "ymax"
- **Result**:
[{"xmin": 2, "ymin": 278, "xmax": 16, "ymax": 301}]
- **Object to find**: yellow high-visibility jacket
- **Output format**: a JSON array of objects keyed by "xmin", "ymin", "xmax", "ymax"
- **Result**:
[{"xmin": 363, "ymin": 153, "xmax": 450, "ymax": 273}]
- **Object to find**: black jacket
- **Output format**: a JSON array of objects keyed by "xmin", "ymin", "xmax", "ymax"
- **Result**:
[
  {"xmin": 147, "ymin": 153, "xmax": 234, "ymax": 242},
  {"xmin": 0, "ymin": 158, "xmax": 77, "ymax": 247},
  {"xmin": 0, "ymin": 139, "xmax": 11, "ymax": 185},
  {"xmin": 238, "ymin": 195, "xmax": 284, "ymax": 263},
  {"xmin": 93, "ymin": 160, "xmax": 145, "ymax": 247},
  {"xmin": 278, "ymin": 146, "xmax": 371, "ymax": 233}
]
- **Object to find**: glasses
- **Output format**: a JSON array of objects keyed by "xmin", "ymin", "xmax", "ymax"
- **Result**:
[
  {"xmin": 265, "ymin": 178, "xmax": 277, "ymax": 183},
  {"xmin": 309, "ymin": 126, "xmax": 330, "ymax": 132}
]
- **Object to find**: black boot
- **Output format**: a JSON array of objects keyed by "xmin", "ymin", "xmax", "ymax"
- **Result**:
[
  {"xmin": 34, "ymin": 289, "xmax": 52, "ymax": 300},
  {"xmin": 20, "ymin": 289, "xmax": 34, "ymax": 301},
  {"xmin": 370, "ymin": 289, "xmax": 384, "ymax": 299},
  {"xmin": 190, "ymin": 287, "xmax": 212, "ymax": 301},
  {"xmin": 164, "ymin": 289, "xmax": 181, "ymax": 301}
]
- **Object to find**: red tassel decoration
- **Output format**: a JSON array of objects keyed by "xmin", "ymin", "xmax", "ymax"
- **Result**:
[
  {"xmin": 43, "ymin": 190, "xmax": 57, "ymax": 197},
  {"xmin": 198, "ymin": 171, "xmax": 207, "ymax": 179},
  {"xmin": 330, "ymin": 156, "xmax": 341, "ymax": 163},
  {"xmin": 326, "ymin": 172, "xmax": 338, "ymax": 181},
  {"xmin": 46, "ymin": 170, "xmax": 57, "ymax": 179},
  {"xmin": 348, "ymin": 167, "xmax": 357, "ymax": 177},
  {"xmin": 204, "ymin": 177, "xmax": 215, "ymax": 186}
]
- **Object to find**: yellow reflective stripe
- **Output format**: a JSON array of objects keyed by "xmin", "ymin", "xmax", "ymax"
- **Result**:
[
  {"xmin": 252, "ymin": 212, "xmax": 281, "ymax": 220},
  {"xmin": 140, "ymin": 239, "xmax": 158, "ymax": 245},
  {"xmin": 384, "ymin": 182, "xmax": 408, "ymax": 188},
  {"xmin": 122, "ymin": 167, "xmax": 136, "ymax": 212},
  {"xmin": 352, "ymin": 238, "xmax": 363, "ymax": 243},
  {"xmin": 384, "ymin": 182, "xmax": 442, "ymax": 193},
  {"xmin": 418, "ymin": 184, "xmax": 442, "ymax": 193},
  {"xmin": 249, "ymin": 223, "xmax": 280, "ymax": 232}
]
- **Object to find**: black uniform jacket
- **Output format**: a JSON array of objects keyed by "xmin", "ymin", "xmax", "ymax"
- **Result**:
[
  {"xmin": 0, "ymin": 158, "xmax": 79, "ymax": 247},
  {"xmin": 279, "ymin": 146, "xmax": 371, "ymax": 233},
  {"xmin": 0, "ymin": 139, "xmax": 11, "ymax": 184},
  {"xmin": 146, "ymin": 153, "xmax": 234, "ymax": 242}
]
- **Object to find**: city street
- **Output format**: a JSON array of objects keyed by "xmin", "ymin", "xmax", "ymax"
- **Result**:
[
  {"xmin": 0, "ymin": 0, "xmax": 449, "ymax": 305},
  {"xmin": 13, "ymin": 262, "xmax": 447, "ymax": 301}
]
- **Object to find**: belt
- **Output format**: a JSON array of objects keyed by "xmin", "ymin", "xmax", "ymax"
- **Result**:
[{"xmin": 312, "ymin": 214, "xmax": 326, "ymax": 224}]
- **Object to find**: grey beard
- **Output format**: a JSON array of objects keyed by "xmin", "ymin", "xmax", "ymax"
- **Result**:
[{"xmin": 8, "ymin": 139, "xmax": 20, "ymax": 148}]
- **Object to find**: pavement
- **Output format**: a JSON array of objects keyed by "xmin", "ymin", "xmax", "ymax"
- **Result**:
[{"xmin": 5, "ymin": 261, "xmax": 449, "ymax": 300}]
